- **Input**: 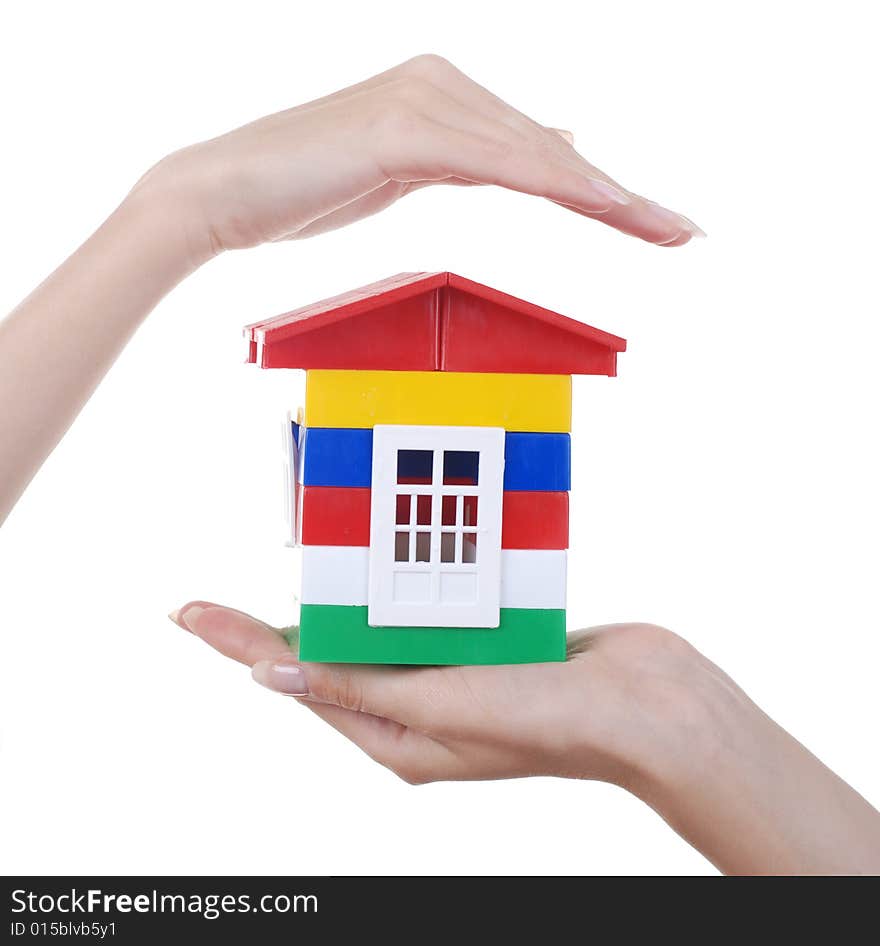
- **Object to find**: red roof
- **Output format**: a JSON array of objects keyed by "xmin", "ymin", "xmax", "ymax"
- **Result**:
[{"xmin": 244, "ymin": 272, "xmax": 626, "ymax": 375}]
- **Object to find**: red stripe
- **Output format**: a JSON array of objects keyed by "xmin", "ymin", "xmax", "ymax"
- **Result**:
[
  {"xmin": 501, "ymin": 491, "xmax": 569, "ymax": 549},
  {"xmin": 301, "ymin": 486, "xmax": 567, "ymax": 549},
  {"xmin": 300, "ymin": 486, "xmax": 372, "ymax": 546}
]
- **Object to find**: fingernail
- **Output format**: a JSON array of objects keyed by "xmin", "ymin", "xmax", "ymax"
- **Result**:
[
  {"xmin": 252, "ymin": 655, "xmax": 309, "ymax": 696},
  {"xmin": 679, "ymin": 214, "xmax": 707, "ymax": 239},
  {"xmin": 588, "ymin": 179, "xmax": 631, "ymax": 206},
  {"xmin": 169, "ymin": 602, "xmax": 206, "ymax": 633},
  {"xmin": 643, "ymin": 202, "xmax": 706, "ymax": 240}
]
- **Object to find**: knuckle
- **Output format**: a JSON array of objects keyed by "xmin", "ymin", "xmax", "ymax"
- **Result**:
[
  {"xmin": 369, "ymin": 89, "xmax": 425, "ymax": 139},
  {"xmin": 392, "ymin": 760, "xmax": 432, "ymax": 786},
  {"xmin": 626, "ymin": 621, "xmax": 671, "ymax": 639},
  {"xmin": 393, "ymin": 75, "xmax": 435, "ymax": 108},
  {"xmin": 401, "ymin": 53, "xmax": 457, "ymax": 81},
  {"xmin": 329, "ymin": 672, "xmax": 365, "ymax": 713},
  {"xmin": 619, "ymin": 622, "xmax": 698, "ymax": 662},
  {"xmin": 411, "ymin": 675, "xmax": 461, "ymax": 739},
  {"xmin": 359, "ymin": 734, "xmax": 433, "ymax": 785},
  {"xmin": 533, "ymin": 131, "xmax": 565, "ymax": 157},
  {"xmin": 627, "ymin": 622, "xmax": 681, "ymax": 646},
  {"xmin": 489, "ymin": 136, "xmax": 516, "ymax": 162}
]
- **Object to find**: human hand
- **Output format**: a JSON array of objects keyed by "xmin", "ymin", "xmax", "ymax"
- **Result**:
[
  {"xmin": 137, "ymin": 54, "xmax": 704, "ymax": 263},
  {"xmin": 169, "ymin": 601, "xmax": 880, "ymax": 874},
  {"xmin": 0, "ymin": 53, "xmax": 704, "ymax": 526},
  {"xmin": 169, "ymin": 601, "xmax": 707, "ymax": 787}
]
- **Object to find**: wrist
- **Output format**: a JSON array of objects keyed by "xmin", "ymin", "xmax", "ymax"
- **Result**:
[
  {"xmin": 593, "ymin": 631, "xmax": 757, "ymax": 802},
  {"xmin": 561, "ymin": 627, "xmax": 880, "ymax": 874},
  {"xmin": 122, "ymin": 149, "xmax": 219, "ymax": 273},
  {"xmin": 615, "ymin": 642, "xmax": 780, "ymax": 865}
]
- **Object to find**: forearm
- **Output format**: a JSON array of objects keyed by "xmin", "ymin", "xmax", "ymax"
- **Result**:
[
  {"xmin": 636, "ymin": 672, "xmax": 880, "ymax": 875},
  {"xmin": 0, "ymin": 169, "xmax": 207, "ymax": 524}
]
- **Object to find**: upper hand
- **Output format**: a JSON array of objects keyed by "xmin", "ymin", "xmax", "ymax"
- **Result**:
[{"xmin": 137, "ymin": 55, "xmax": 703, "ymax": 262}]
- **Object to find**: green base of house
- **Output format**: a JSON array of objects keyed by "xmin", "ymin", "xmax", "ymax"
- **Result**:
[{"xmin": 298, "ymin": 605, "xmax": 566, "ymax": 665}]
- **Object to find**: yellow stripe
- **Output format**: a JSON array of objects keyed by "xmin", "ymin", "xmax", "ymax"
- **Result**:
[{"xmin": 305, "ymin": 370, "xmax": 571, "ymax": 432}]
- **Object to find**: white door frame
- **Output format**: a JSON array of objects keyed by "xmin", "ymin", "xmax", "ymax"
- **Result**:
[{"xmin": 368, "ymin": 424, "xmax": 505, "ymax": 628}]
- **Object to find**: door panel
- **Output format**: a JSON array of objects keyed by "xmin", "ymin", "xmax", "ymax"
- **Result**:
[{"xmin": 368, "ymin": 425, "xmax": 504, "ymax": 628}]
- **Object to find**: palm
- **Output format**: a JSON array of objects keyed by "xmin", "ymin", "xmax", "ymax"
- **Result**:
[{"xmin": 174, "ymin": 601, "xmax": 691, "ymax": 785}]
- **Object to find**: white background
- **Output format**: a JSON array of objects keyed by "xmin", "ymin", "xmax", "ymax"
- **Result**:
[{"xmin": 1, "ymin": 1, "xmax": 878, "ymax": 876}]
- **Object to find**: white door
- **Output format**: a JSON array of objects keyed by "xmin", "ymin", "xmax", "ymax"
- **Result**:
[{"xmin": 368, "ymin": 425, "xmax": 505, "ymax": 628}]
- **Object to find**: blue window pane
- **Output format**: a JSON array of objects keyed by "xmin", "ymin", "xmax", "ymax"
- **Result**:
[
  {"xmin": 443, "ymin": 450, "xmax": 479, "ymax": 485},
  {"xmin": 397, "ymin": 449, "xmax": 433, "ymax": 483}
]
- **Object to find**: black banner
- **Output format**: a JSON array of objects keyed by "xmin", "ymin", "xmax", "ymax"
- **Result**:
[{"xmin": 1, "ymin": 875, "xmax": 875, "ymax": 941}]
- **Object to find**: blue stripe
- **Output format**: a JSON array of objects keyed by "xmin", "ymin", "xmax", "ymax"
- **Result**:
[
  {"xmin": 300, "ymin": 427, "xmax": 570, "ymax": 491},
  {"xmin": 503, "ymin": 432, "xmax": 570, "ymax": 491},
  {"xmin": 301, "ymin": 426, "xmax": 373, "ymax": 487}
]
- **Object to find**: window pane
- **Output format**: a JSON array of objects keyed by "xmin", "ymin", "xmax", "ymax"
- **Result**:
[
  {"xmin": 395, "ymin": 495, "xmax": 410, "ymax": 525},
  {"xmin": 394, "ymin": 531, "xmax": 409, "ymax": 562},
  {"xmin": 464, "ymin": 496, "xmax": 478, "ymax": 527},
  {"xmin": 440, "ymin": 532, "xmax": 456, "ymax": 563},
  {"xmin": 416, "ymin": 494, "xmax": 432, "ymax": 525},
  {"xmin": 443, "ymin": 450, "xmax": 479, "ymax": 485},
  {"xmin": 415, "ymin": 532, "xmax": 431, "ymax": 562},
  {"xmin": 462, "ymin": 533, "xmax": 477, "ymax": 563},
  {"xmin": 397, "ymin": 449, "xmax": 433, "ymax": 484},
  {"xmin": 441, "ymin": 495, "xmax": 457, "ymax": 526}
]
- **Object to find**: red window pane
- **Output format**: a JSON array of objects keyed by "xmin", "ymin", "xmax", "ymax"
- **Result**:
[
  {"xmin": 464, "ymin": 496, "xmax": 478, "ymax": 527},
  {"xmin": 441, "ymin": 495, "xmax": 457, "ymax": 526},
  {"xmin": 416, "ymin": 495, "xmax": 432, "ymax": 525},
  {"xmin": 395, "ymin": 495, "xmax": 410, "ymax": 525}
]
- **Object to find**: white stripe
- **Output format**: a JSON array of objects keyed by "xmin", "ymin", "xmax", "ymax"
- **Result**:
[
  {"xmin": 499, "ymin": 549, "xmax": 567, "ymax": 610},
  {"xmin": 301, "ymin": 546, "xmax": 566, "ymax": 610},
  {"xmin": 301, "ymin": 545, "xmax": 370, "ymax": 606}
]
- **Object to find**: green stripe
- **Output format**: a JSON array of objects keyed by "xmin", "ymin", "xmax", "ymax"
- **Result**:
[{"xmin": 299, "ymin": 605, "xmax": 566, "ymax": 665}]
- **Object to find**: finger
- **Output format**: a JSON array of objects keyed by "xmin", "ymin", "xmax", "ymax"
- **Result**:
[
  {"xmin": 411, "ymin": 109, "xmax": 702, "ymax": 242},
  {"xmin": 653, "ymin": 228, "xmax": 697, "ymax": 247},
  {"xmin": 250, "ymin": 653, "xmax": 462, "ymax": 733},
  {"xmin": 383, "ymin": 59, "xmax": 688, "ymax": 221},
  {"xmin": 383, "ymin": 58, "xmax": 705, "ymax": 242},
  {"xmin": 367, "ymin": 81, "xmax": 702, "ymax": 236},
  {"xmin": 295, "ymin": 701, "xmax": 454, "ymax": 784},
  {"xmin": 539, "ymin": 134, "xmax": 705, "ymax": 242},
  {"xmin": 300, "ymin": 697, "xmax": 532, "ymax": 783},
  {"xmin": 379, "ymin": 114, "xmax": 631, "ymax": 213},
  {"xmin": 169, "ymin": 601, "xmax": 293, "ymax": 665},
  {"xmin": 550, "ymin": 195, "xmax": 705, "ymax": 245}
]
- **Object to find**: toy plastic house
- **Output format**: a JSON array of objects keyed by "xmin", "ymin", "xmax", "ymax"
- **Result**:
[{"xmin": 244, "ymin": 272, "xmax": 626, "ymax": 665}]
